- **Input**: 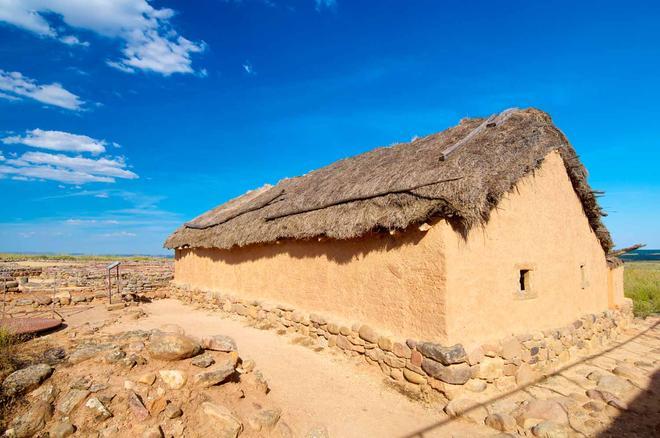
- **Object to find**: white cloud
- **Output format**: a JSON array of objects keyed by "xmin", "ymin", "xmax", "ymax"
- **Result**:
[
  {"xmin": 7, "ymin": 151, "xmax": 138, "ymax": 179},
  {"xmin": 0, "ymin": 0, "xmax": 205, "ymax": 76},
  {"xmin": 0, "ymin": 163, "xmax": 112, "ymax": 184},
  {"xmin": 2, "ymin": 129, "xmax": 109, "ymax": 154},
  {"xmin": 0, "ymin": 70, "xmax": 84, "ymax": 110},
  {"xmin": 0, "ymin": 149, "xmax": 138, "ymax": 185},
  {"xmin": 66, "ymin": 218, "xmax": 119, "ymax": 225},
  {"xmin": 100, "ymin": 231, "xmax": 137, "ymax": 238},
  {"xmin": 60, "ymin": 35, "xmax": 89, "ymax": 46}
]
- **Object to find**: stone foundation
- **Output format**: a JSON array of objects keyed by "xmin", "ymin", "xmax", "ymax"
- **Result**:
[{"xmin": 165, "ymin": 285, "xmax": 634, "ymax": 396}]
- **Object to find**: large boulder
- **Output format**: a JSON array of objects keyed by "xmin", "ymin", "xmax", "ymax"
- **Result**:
[
  {"xmin": 147, "ymin": 334, "xmax": 201, "ymax": 361},
  {"xmin": 421, "ymin": 359, "xmax": 471, "ymax": 384},
  {"xmin": 417, "ymin": 342, "xmax": 467, "ymax": 365},
  {"xmin": 1, "ymin": 364, "xmax": 53, "ymax": 397}
]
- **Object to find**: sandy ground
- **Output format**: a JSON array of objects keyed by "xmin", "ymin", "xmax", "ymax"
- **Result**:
[{"xmin": 98, "ymin": 299, "xmax": 491, "ymax": 438}]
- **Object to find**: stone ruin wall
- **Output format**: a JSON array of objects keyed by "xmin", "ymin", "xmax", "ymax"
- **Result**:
[
  {"xmin": 39, "ymin": 262, "xmax": 174, "ymax": 295},
  {"xmin": 0, "ymin": 265, "xmax": 43, "ymax": 293},
  {"xmin": 1, "ymin": 262, "xmax": 173, "ymax": 311},
  {"xmin": 166, "ymin": 285, "xmax": 634, "ymax": 397}
]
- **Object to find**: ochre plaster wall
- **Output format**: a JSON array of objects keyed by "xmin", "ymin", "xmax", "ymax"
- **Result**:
[
  {"xmin": 174, "ymin": 225, "xmax": 447, "ymax": 340},
  {"xmin": 607, "ymin": 266, "xmax": 626, "ymax": 308},
  {"xmin": 439, "ymin": 151, "xmax": 614, "ymax": 347}
]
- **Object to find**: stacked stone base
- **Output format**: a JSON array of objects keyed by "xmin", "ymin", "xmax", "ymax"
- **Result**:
[{"xmin": 165, "ymin": 285, "xmax": 634, "ymax": 397}]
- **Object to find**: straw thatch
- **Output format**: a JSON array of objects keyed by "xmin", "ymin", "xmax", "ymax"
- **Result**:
[{"xmin": 165, "ymin": 108, "xmax": 613, "ymax": 252}]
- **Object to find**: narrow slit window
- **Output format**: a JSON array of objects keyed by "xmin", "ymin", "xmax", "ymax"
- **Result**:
[
  {"xmin": 519, "ymin": 269, "xmax": 530, "ymax": 292},
  {"xmin": 580, "ymin": 264, "xmax": 588, "ymax": 289}
]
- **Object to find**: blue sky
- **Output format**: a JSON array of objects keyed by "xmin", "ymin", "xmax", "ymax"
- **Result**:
[{"xmin": 0, "ymin": 0, "xmax": 658, "ymax": 255}]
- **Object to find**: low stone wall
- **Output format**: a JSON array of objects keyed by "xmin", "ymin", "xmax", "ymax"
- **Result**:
[
  {"xmin": 42, "ymin": 262, "xmax": 173, "ymax": 294},
  {"xmin": 164, "ymin": 285, "xmax": 634, "ymax": 397},
  {"xmin": 0, "ymin": 264, "xmax": 43, "ymax": 280}
]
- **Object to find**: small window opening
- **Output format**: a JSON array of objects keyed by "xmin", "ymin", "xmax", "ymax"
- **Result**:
[{"xmin": 519, "ymin": 269, "xmax": 530, "ymax": 292}]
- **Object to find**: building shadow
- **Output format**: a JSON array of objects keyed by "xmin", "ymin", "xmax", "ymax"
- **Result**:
[
  {"xmin": 597, "ymin": 368, "xmax": 660, "ymax": 437},
  {"xmin": 400, "ymin": 321, "xmax": 659, "ymax": 438}
]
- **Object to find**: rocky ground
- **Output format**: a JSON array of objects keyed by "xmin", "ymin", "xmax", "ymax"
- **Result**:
[
  {"xmin": 1, "ymin": 259, "xmax": 659, "ymax": 437},
  {"xmin": 1, "ymin": 314, "xmax": 293, "ymax": 437}
]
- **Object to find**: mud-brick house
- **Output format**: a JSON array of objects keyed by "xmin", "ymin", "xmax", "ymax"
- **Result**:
[{"xmin": 165, "ymin": 108, "xmax": 626, "ymax": 346}]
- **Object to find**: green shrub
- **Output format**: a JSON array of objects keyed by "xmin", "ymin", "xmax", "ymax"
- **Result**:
[{"xmin": 624, "ymin": 262, "xmax": 660, "ymax": 318}]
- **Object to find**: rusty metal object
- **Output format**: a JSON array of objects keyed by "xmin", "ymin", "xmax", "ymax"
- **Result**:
[
  {"xmin": 106, "ymin": 261, "xmax": 121, "ymax": 304},
  {"xmin": 0, "ymin": 317, "xmax": 62, "ymax": 335}
]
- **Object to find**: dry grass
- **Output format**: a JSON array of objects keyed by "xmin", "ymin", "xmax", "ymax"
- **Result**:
[
  {"xmin": 0, "ymin": 327, "xmax": 18, "ymax": 429},
  {"xmin": 0, "ymin": 252, "xmax": 167, "ymax": 262},
  {"xmin": 0, "ymin": 327, "xmax": 17, "ymax": 380},
  {"xmin": 625, "ymin": 262, "xmax": 660, "ymax": 318}
]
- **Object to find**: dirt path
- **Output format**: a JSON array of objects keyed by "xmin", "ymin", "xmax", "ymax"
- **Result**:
[{"xmin": 102, "ymin": 299, "xmax": 489, "ymax": 438}]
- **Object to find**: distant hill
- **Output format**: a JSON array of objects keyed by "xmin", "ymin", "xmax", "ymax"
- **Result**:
[{"xmin": 620, "ymin": 249, "xmax": 660, "ymax": 262}]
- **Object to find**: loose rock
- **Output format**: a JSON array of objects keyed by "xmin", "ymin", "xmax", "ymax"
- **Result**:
[
  {"xmin": 201, "ymin": 402, "xmax": 243, "ymax": 438},
  {"xmin": 193, "ymin": 362, "xmax": 235, "ymax": 388},
  {"xmin": 127, "ymin": 390, "xmax": 150, "ymax": 420},
  {"xmin": 137, "ymin": 372, "xmax": 157, "ymax": 386},
  {"xmin": 248, "ymin": 408, "xmax": 282, "ymax": 431},
  {"xmin": 85, "ymin": 396, "xmax": 113, "ymax": 420},
  {"xmin": 201, "ymin": 335, "xmax": 238, "ymax": 352},
  {"xmin": 191, "ymin": 354, "xmax": 215, "ymax": 368},
  {"xmin": 148, "ymin": 334, "xmax": 201, "ymax": 361},
  {"xmin": 8, "ymin": 401, "xmax": 53, "ymax": 438},
  {"xmin": 159, "ymin": 370, "xmax": 187, "ymax": 389},
  {"xmin": 1, "ymin": 363, "xmax": 53, "ymax": 397},
  {"xmin": 49, "ymin": 421, "xmax": 76, "ymax": 438},
  {"xmin": 164, "ymin": 403, "xmax": 183, "ymax": 419},
  {"xmin": 56, "ymin": 389, "xmax": 90, "ymax": 415}
]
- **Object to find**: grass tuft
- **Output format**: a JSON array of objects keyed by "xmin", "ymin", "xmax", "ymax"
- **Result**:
[{"xmin": 624, "ymin": 262, "xmax": 660, "ymax": 318}]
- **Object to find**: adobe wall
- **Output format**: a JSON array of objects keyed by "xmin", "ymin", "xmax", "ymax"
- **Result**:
[
  {"xmin": 174, "ymin": 224, "xmax": 447, "ymax": 340},
  {"xmin": 439, "ymin": 151, "xmax": 621, "ymax": 346},
  {"xmin": 608, "ymin": 265, "xmax": 626, "ymax": 308}
]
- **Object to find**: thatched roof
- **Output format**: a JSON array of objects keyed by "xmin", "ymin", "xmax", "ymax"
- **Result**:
[{"xmin": 165, "ymin": 108, "xmax": 613, "ymax": 252}]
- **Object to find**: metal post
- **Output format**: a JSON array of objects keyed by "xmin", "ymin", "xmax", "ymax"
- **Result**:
[
  {"xmin": 117, "ymin": 266, "xmax": 121, "ymax": 297},
  {"xmin": 108, "ymin": 269, "xmax": 112, "ymax": 304}
]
